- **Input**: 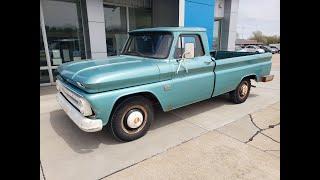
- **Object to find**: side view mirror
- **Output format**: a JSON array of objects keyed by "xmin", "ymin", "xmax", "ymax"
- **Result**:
[
  {"xmin": 175, "ymin": 43, "xmax": 194, "ymax": 74},
  {"xmin": 183, "ymin": 43, "xmax": 194, "ymax": 59}
]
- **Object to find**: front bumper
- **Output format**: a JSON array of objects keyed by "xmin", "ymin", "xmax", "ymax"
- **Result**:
[{"xmin": 56, "ymin": 93, "xmax": 103, "ymax": 132}]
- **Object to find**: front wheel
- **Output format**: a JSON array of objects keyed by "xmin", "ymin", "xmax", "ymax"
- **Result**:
[
  {"xmin": 109, "ymin": 96, "xmax": 154, "ymax": 142},
  {"xmin": 229, "ymin": 78, "xmax": 251, "ymax": 104}
]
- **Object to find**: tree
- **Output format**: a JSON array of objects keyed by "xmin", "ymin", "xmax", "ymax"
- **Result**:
[
  {"xmin": 265, "ymin": 35, "xmax": 280, "ymax": 44},
  {"xmin": 249, "ymin": 31, "xmax": 280, "ymax": 45},
  {"xmin": 249, "ymin": 31, "xmax": 267, "ymax": 44}
]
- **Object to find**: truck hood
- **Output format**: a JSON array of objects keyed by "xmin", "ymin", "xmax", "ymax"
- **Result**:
[{"xmin": 57, "ymin": 55, "xmax": 160, "ymax": 93}]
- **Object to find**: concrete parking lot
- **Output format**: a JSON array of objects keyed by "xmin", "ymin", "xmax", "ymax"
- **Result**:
[{"xmin": 40, "ymin": 54, "xmax": 280, "ymax": 180}]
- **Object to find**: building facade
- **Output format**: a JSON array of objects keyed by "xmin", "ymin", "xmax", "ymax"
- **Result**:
[
  {"xmin": 235, "ymin": 39, "xmax": 263, "ymax": 47},
  {"xmin": 40, "ymin": 0, "xmax": 239, "ymax": 86}
]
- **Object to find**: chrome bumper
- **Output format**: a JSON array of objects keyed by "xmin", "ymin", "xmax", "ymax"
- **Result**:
[
  {"xmin": 260, "ymin": 75, "xmax": 274, "ymax": 82},
  {"xmin": 56, "ymin": 93, "xmax": 103, "ymax": 132}
]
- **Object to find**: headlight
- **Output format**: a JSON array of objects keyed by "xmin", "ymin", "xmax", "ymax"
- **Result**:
[{"xmin": 78, "ymin": 97, "xmax": 93, "ymax": 116}]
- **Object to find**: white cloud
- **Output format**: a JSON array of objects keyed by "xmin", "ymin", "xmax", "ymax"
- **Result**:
[{"xmin": 237, "ymin": 0, "xmax": 280, "ymax": 39}]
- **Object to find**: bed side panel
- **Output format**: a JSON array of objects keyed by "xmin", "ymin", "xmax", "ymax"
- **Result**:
[{"xmin": 212, "ymin": 53, "xmax": 272, "ymax": 97}]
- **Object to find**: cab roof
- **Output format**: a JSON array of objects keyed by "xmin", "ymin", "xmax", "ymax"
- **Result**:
[{"xmin": 129, "ymin": 27, "xmax": 207, "ymax": 33}]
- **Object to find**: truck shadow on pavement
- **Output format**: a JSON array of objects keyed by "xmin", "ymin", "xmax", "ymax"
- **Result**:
[
  {"xmin": 151, "ymin": 93, "xmax": 258, "ymax": 131},
  {"xmin": 49, "ymin": 93, "xmax": 259, "ymax": 154}
]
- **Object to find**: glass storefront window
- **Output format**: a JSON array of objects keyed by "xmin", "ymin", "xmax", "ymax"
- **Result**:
[
  {"xmin": 128, "ymin": 7, "xmax": 152, "ymax": 31},
  {"xmin": 40, "ymin": 25, "xmax": 47, "ymax": 67},
  {"xmin": 42, "ymin": 0, "xmax": 86, "ymax": 67},
  {"xmin": 103, "ymin": 1, "xmax": 153, "ymax": 57},
  {"xmin": 52, "ymin": 68, "xmax": 59, "ymax": 82},
  {"xmin": 40, "ymin": 20, "xmax": 51, "ymax": 84},
  {"xmin": 41, "ymin": 0, "xmax": 154, "ymax": 85},
  {"xmin": 104, "ymin": 5, "xmax": 128, "ymax": 56},
  {"xmin": 40, "ymin": 70, "xmax": 50, "ymax": 84}
]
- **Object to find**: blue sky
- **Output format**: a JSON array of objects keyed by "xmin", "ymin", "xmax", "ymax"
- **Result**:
[{"xmin": 236, "ymin": 0, "xmax": 280, "ymax": 39}]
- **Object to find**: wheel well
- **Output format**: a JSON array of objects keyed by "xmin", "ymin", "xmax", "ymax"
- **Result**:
[
  {"xmin": 110, "ymin": 92, "xmax": 162, "ymax": 120},
  {"xmin": 243, "ymin": 75, "xmax": 257, "ymax": 82}
]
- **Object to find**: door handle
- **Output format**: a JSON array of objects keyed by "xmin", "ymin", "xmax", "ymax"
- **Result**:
[{"xmin": 204, "ymin": 61, "xmax": 212, "ymax": 65}]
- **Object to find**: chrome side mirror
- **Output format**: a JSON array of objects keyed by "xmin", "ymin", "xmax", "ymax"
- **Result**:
[
  {"xmin": 176, "ymin": 57, "xmax": 188, "ymax": 74},
  {"xmin": 184, "ymin": 43, "xmax": 195, "ymax": 59},
  {"xmin": 176, "ymin": 43, "xmax": 194, "ymax": 74}
]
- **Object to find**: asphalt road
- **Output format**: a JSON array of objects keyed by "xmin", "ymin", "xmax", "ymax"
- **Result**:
[{"xmin": 40, "ymin": 54, "xmax": 280, "ymax": 180}]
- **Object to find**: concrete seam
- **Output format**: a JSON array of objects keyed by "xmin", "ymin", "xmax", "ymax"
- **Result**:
[
  {"xmin": 249, "ymin": 114, "xmax": 262, "ymax": 130},
  {"xmin": 244, "ymin": 114, "xmax": 280, "ymax": 143},
  {"xmin": 260, "ymin": 132, "xmax": 280, "ymax": 143},
  {"xmin": 214, "ymin": 130, "xmax": 280, "ymax": 159},
  {"xmin": 265, "ymin": 150, "xmax": 280, "ymax": 152},
  {"xmin": 169, "ymin": 111, "xmax": 210, "ymax": 132},
  {"xmin": 205, "ymin": 101, "xmax": 279, "ymax": 132},
  {"xmin": 215, "ymin": 128, "xmax": 248, "ymax": 143},
  {"xmin": 40, "ymin": 160, "xmax": 46, "ymax": 180},
  {"xmin": 97, "ymin": 130, "xmax": 209, "ymax": 180}
]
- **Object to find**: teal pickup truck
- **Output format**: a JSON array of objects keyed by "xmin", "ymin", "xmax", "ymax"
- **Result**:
[{"xmin": 56, "ymin": 27, "xmax": 273, "ymax": 141}]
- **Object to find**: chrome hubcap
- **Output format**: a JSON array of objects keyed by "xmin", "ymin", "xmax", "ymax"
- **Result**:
[
  {"xmin": 240, "ymin": 84, "xmax": 248, "ymax": 96},
  {"xmin": 126, "ymin": 110, "xmax": 144, "ymax": 129}
]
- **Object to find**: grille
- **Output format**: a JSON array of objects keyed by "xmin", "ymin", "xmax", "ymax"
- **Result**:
[{"xmin": 57, "ymin": 80, "xmax": 81, "ymax": 111}]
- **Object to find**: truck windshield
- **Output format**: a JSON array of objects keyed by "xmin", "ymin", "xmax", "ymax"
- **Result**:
[{"xmin": 122, "ymin": 32, "xmax": 173, "ymax": 59}]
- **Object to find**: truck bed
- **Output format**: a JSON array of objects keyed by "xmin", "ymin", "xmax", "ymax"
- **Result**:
[
  {"xmin": 210, "ymin": 51, "xmax": 272, "ymax": 97},
  {"xmin": 210, "ymin": 51, "xmax": 258, "ymax": 60}
]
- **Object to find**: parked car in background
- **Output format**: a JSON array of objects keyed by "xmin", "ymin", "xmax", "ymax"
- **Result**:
[
  {"xmin": 269, "ymin": 46, "xmax": 279, "ymax": 53},
  {"xmin": 242, "ymin": 45, "xmax": 265, "ymax": 53},
  {"xmin": 269, "ymin": 44, "xmax": 280, "ymax": 53},
  {"xmin": 237, "ymin": 48, "xmax": 247, "ymax": 52},
  {"xmin": 259, "ymin": 45, "xmax": 277, "ymax": 54},
  {"xmin": 235, "ymin": 45, "xmax": 243, "ymax": 51}
]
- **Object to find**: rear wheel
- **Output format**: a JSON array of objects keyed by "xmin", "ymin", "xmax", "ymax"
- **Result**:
[
  {"xmin": 109, "ymin": 96, "xmax": 154, "ymax": 142},
  {"xmin": 229, "ymin": 78, "xmax": 251, "ymax": 104}
]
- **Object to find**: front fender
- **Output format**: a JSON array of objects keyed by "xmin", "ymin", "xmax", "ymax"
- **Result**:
[{"xmin": 84, "ymin": 81, "xmax": 170, "ymax": 126}]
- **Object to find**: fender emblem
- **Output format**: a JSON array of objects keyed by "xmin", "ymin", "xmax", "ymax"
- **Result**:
[{"xmin": 163, "ymin": 84, "xmax": 171, "ymax": 91}]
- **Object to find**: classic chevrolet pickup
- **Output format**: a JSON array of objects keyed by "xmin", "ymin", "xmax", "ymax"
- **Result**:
[{"xmin": 56, "ymin": 27, "xmax": 273, "ymax": 141}]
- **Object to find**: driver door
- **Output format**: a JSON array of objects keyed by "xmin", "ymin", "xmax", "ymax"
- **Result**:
[{"xmin": 168, "ymin": 34, "xmax": 215, "ymax": 108}]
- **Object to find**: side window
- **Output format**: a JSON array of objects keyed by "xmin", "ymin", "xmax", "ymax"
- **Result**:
[{"xmin": 174, "ymin": 34, "xmax": 204, "ymax": 59}]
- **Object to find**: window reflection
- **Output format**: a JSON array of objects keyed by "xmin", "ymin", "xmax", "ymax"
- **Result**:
[
  {"xmin": 42, "ymin": 0, "xmax": 86, "ymax": 66},
  {"xmin": 40, "ymin": 25, "xmax": 47, "ymax": 67},
  {"xmin": 40, "ymin": 70, "xmax": 50, "ymax": 84},
  {"xmin": 129, "ymin": 7, "xmax": 152, "ymax": 31},
  {"xmin": 52, "ymin": 69, "xmax": 59, "ymax": 82},
  {"xmin": 104, "ymin": 5, "xmax": 128, "ymax": 56},
  {"xmin": 104, "ymin": 4, "xmax": 153, "ymax": 56},
  {"xmin": 40, "ymin": 23, "xmax": 50, "ymax": 84}
]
